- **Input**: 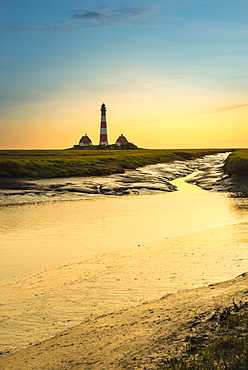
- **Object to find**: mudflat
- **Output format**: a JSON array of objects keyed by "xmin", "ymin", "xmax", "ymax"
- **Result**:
[
  {"xmin": 0, "ymin": 153, "xmax": 234, "ymax": 205},
  {"xmin": 0, "ymin": 272, "xmax": 248, "ymax": 370},
  {"xmin": 0, "ymin": 222, "xmax": 248, "ymax": 370}
]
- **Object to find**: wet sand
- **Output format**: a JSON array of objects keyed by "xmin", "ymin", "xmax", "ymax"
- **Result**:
[
  {"xmin": 0, "ymin": 222, "xmax": 248, "ymax": 369},
  {"xmin": 0, "ymin": 271, "xmax": 248, "ymax": 370},
  {"xmin": 1, "ymin": 152, "xmax": 248, "ymax": 369}
]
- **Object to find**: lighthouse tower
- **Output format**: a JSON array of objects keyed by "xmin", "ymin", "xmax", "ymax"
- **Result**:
[{"xmin": 99, "ymin": 103, "xmax": 108, "ymax": 145}]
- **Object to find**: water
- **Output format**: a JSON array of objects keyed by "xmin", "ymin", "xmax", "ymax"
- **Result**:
[
  {"xmin": 1, "ymin": 155, "xmax": 248, "ymax": 353},
  {"xmin": 0, "ymin": 170, "xmax": 248, "ymax": 280}
]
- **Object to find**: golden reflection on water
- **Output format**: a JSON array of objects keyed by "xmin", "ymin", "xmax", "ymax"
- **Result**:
[
  {"xmin": 1, "ymin": 222, "xmax": 248, "ymax": 354},
  {"xmin": 0, "ymin": 173, "xmax": 248, "ymax": 353},
  {"xmin": 0, "ymin": 174, "xmax": 248, "ymax": 280}
]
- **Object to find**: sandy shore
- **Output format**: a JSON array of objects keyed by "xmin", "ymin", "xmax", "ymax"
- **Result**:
[
  {"xmin": 0, "ymin": 222, "xmax": 248, "ymax": 369},
  {"xmin": 1, "ymin": 272, "xmax": 248, "ymax": 370}
]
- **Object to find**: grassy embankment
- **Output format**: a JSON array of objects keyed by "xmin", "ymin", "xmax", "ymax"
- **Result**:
[
  {"xmin": 163, "ymin": 301, "xmax": 248, "ymax": 370},
  {"xmin": 223, "ymin": 149, "xmax": 248, "ymax": 176},
  {"xmin": 0, "ymin": 149, "xmax": 226, "ymax": 179}
]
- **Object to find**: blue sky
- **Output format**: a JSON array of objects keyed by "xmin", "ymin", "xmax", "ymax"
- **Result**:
[{"xmin": 1, "ymin": 0, "xmax": 248, "ymax": 148}]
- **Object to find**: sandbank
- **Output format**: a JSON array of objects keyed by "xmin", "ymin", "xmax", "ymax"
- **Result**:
[{"xmin": 0, "ymin": 222, "xmax": 248, "ymax": 369}]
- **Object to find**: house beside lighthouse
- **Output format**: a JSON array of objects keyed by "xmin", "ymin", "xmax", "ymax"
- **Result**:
[
  {"xmin": 79, "ymin": 134, "xmax": 92, "ymax": 147},
  {"xmin": 115, "ymin": 134, "xmax": 129, "ymax": 147}
]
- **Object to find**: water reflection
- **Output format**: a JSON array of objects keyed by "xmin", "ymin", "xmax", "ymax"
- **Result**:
[{"xmin": 0, "ymin": 173, "xmax": 248, "ymax": 280}]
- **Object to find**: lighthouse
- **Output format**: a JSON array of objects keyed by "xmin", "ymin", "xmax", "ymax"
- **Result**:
[{"xmin": 99, "ymin": 103, "xmax": 108, "ymax": 145}]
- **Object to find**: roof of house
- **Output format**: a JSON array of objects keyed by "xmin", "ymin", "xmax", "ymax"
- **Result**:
[
  {"xmin": 115, "ymin": 134, "xmax": 128, "ymax": 144},
  {"xmin": 79, "ymin": 135, "xmax": 92, "ymax": 144}
]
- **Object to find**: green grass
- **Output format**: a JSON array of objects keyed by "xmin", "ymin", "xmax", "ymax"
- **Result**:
[
  {"xmin": 223, "ymin": 149, "xmax": 248, "ymax": 176},
  {"xmin": 162, "ymin": 301, "xmax": 248, "ymax": 370},
  {"xmin": 166, "ymin": 337, "xmax": 248, "ymax": 370},
  {"xmin": 0, "ymin": 149, "xmax": 226, "ymax": 179}
]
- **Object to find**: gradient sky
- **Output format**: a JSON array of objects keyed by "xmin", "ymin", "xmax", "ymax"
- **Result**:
[{"xmin": 1, "ymin": 0, "xmax": 248, "ymax": 149}]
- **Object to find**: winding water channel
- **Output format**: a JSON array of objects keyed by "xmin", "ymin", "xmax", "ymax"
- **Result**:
[
  {"xmin": 0, "ymin": 153, "xmax": 248, "ymax": 281},
  {"xmin": 1, "ymin": 152, "xmax": 248, "ymax": 353}
]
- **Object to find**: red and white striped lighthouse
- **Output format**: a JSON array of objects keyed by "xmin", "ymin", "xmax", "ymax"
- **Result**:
[{"xmin": 99, "ymin": 103, "xmax": 108, "ymax": 145}]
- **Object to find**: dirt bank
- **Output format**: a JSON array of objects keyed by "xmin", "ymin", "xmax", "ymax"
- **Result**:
[
  {"xmin": 0, "ymin": 272, "xmax": 248, "ymax": 370},
  {"xmin": 0, "ymin": 222, "xmax": 248, "ymax": 369}
]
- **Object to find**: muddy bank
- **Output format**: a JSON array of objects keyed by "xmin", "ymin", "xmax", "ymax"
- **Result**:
[
  {"xmin": 0, "ymin": 153, "xmax": 231, "ymax": 205},
  {"xmin": 1, "ymin": 270, "xmax": 248, "ymax": 370},
  {"xmin": 2, "ymin": 152, "xmax": 248, "ymax": 205},
  {"xmin": 187, "ymin": 162, "xmax": 248, "ymax": 197},
  {"xmin": 1, "ymin": 222, "xmax": 248, "ymax": 356}
]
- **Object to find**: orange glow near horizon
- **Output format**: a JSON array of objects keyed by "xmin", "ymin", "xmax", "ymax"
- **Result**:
[{"xmin": 1, "ymin": 92, "xmax": 248, "ymax": 149}]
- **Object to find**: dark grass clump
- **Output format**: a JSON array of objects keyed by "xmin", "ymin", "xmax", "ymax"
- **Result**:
[
  {"xmin": 223, "ymin": 149, "xmax": 248, "ymax": 176},
  {"xmin": 0, "ymin": 160, "xmax": 29, "ymax": 177},
  {"xmin": 162, "ymin": 300, "xmax": 248, "ymax": 370}
]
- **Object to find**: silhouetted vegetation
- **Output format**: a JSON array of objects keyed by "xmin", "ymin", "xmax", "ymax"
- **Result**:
[
  {"xmin": 114, "ymin": 142, "xmax": 138, "ymax": 150},
  {"xmin": 224, "ymin": 149, "xmax": 248, "ymax": 176},
  {"xmin": 162, "ymin": 300, "xmax": 248, "ymax": 370},
  {"xmin": 0, "ymin": 149, "xmax": 227, "ymax": 179}
]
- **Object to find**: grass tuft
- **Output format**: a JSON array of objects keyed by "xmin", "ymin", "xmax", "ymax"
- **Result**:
[
  {"xmin": 162, "ymin": 300, "xmax": 248, "ymax": 370},
  {"xmin": 223, "ymin": 149, "xmax": 248, "ymax": 176}
]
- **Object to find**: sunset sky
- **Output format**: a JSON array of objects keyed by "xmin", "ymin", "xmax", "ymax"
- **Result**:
[{"xmin": 1, "ymin": 0, "xmax": 248, "ymax": 149}]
